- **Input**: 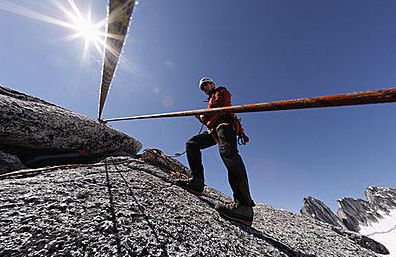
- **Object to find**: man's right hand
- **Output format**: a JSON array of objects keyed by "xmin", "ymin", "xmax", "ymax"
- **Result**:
[{"xmin": 195, "ymin": 114, "xmax": 205, "ymax": 123}]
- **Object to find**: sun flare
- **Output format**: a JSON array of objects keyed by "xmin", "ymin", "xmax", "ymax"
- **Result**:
[
  {"xmin": 0, "ymin": 0, "xmax": 106, "ymax": 55},
  {"xmin": 70, "ymin": 12, "xmax": 103, "ymax": 46},
  {"xmin": 77, "ymin": 22, "xmax": 99, "ymax": 43}
]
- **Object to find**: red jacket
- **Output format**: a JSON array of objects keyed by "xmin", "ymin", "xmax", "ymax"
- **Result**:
[{"xmin": 202, "ymin": 86, "xmax": 233, "ymax": 129}]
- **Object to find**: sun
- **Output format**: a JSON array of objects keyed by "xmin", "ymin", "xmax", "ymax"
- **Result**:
[
  {"xmin": 0, "ymin": 0, "xmax": 106, "ymax": 54},
  {"xmin": 59, "ymin": 2, "xmax": 106, "ymax": 54},
  {"xmin": 69, "ymin": 12, "xmax": 104, "ymax": 48}
]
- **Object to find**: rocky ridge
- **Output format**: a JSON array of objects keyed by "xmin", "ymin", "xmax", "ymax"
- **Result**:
[
  {"xmin": 0, "ymin": 85, "xmax": 142, "ymax": 172},
  {"xmin": 0, "ymin": 151, "xmax": 388, "ymax": 257},
  {"xmin": 301, "ymin": 196, "xmax": 346, "ymax": 229},
  {"xmin": 338, "ymin": 187, "xmax": 396, "ymax": 231},
  {"xmin": 301, "ymin": 187, "xmax": 396, "ymax": 233}
]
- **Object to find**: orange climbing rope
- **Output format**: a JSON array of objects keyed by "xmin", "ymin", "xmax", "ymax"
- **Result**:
[{"xmin": 101, "ymin": 87, "xmax": 396, "ymax": 123}]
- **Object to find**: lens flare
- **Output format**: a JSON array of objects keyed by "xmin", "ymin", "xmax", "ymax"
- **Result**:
[
  {"xmin": 0, "ymin": 0, "xmax": 106, "ymax": 55},
  {"xmin": 72, "ymin": 13, "xmax": 100, "ymax": 43}
]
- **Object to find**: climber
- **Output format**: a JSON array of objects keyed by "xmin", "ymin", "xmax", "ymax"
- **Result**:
[{"xmin": 177, "ymin": 77, "xmax": 255, "ymax": 226}]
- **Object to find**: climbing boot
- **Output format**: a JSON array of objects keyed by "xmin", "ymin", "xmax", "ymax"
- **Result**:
[
  {"xmin": 215, "ymin": 202, "xmax": 253, "ymax": 226},
  {"xmin": 176, "ymin": 178, "xmax": 205, "ymax": 196}
]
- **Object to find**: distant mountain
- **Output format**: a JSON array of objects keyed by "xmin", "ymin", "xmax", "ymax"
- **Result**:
[{"xmin": 301, "ymin": 187, "xmax": 396, "ymax": 256}]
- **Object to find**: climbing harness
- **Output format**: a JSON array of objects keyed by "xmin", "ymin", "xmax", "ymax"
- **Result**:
[{"xmin": 234, "ymin": 116, "xmax": 249, "ymax": 145}]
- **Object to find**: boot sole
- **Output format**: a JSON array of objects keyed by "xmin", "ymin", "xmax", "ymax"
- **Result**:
[
  {"xmin": 175, "ymin": 182, "xmax": 204, "ymax": 196},
  {"xmin": 188, "ymin": 189, "xmax": 204, "ymax": 197},
  {"xmin": 218, "ymin": 212, "xmax": 253, "ymax": 226}
]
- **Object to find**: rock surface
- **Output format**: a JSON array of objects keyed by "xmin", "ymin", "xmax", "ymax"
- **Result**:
[
  {"xmin": 0, "ymin": 151, "xmax": 26, "ymax": 173},
  {"xmin": 0, "ymin": 152, "xmax": 385, "ymax": 257},
  {"xmin": 0, "ymin": 85, "xmax": 142, "ymax": 172}
]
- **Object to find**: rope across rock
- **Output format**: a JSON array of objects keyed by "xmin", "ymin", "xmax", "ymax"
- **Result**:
[{"xmin": 101, "ymin": 87, "xmax": 396, "ymax": 123}]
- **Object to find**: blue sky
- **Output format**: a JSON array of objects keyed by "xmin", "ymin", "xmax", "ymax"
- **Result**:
[{"xmin": 1, "ymin": 0, "xmax": 395, "ymax": 213}]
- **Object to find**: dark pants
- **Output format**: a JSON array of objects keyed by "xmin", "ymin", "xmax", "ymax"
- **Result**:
[{"xmin": 186, "ymin": 124, "xmax": 255, "ymax": 207}]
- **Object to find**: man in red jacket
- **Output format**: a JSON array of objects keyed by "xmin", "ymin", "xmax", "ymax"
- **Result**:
[{"xmin": 178, "ymin": 77, "xmax": 255, "ymax": 226}]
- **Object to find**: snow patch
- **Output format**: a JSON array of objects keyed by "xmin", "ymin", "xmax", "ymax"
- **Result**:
[{"xmin": 360, "ymin": 209, "xmax": 396, "ymax": 256}]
